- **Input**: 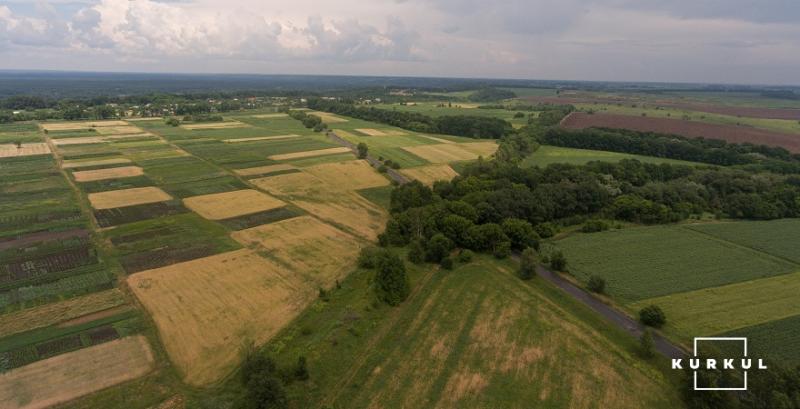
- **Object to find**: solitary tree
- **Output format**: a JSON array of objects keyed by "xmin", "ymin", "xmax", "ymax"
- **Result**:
[
  {"xmin": 639, "ymin": 305, "xmax": 666, "ymax": 328},
  {"xmin": 375, "ymin": 252, "xmax": 410, "ymax": 306},
  {"xmin": 357, "ymin": 142, "xmax": 368, "ymax": 159},
  {"xmin": 549, "ymin": 250, "xmax": 567, "ymax": 271},
  {"xmin": 587, "ymin": 275, "xmax": 606, "ymax": 294},
  {"xmin": 294, "ymin": 356, "xmax": 309, "ymax": 381},
  {"xmin": 518, "ymin": 247, "xmax": 537, "ymax": 280}
]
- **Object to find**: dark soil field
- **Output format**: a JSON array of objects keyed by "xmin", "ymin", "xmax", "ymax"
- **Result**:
[
  {"xmin": 525, "ymin": 95, "xmax": 800, "ymax": 120},
  {"xmin": 560, "ymin": 112, "xmax": 800, "ymax": 152}
]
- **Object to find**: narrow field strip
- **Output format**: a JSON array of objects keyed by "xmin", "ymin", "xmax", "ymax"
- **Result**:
[
  {"xmin": 399, "ymin": 164, "xmax": 459, "ymax": 186},
  {"xmin": 180, "ymin": 121, "xmax": 251, "ymax": 130},
  {"xmin": 88, "ymin": 186, "xmax": 172, "ymax": 210},
  {"xmin": 267, "ymin": 146, "xmax": 351, "ymax": 161},
  {"xmin": 632, "ymin": 270, "xmax": 800, "ymax": 338},
  {"xmin": 72, "ymin": 166, "xmax": 144, "ymax": 182},
  {"xmin": 0, "ymin": 143, "xmax": 51, "ymax": 158},
  {"xmin": 61, "ymin": 157, "xmax": 131, "ymax": 169},
  {"xmin": 222, "ymin": 134, "xmax": 300, "ymax": 143},
  {"xmin": 234, "ymin": 164, "xmax": 297, "ymax": 177}
]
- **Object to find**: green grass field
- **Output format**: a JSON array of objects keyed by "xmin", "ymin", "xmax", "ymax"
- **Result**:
[
  {"xmin": 522, "ymin": 145, "xmax": 703, "ymax": 167},
  {"xmin": 554, "ymin": 224, "xmax": 797, "ymax": 302},
  {"xmin": 685, "ymin": 219, "xmax": 800, "ymax": 264},
  {"xmin": 721, "ymin": 314, "xmax": 800, "ymax": 366}
]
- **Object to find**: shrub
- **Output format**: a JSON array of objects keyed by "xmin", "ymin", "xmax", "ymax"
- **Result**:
[
  {"xmin": 294, "ymin": 356, "xmax": 309, "ymax": 381},
  {"xmin": 640, "ymin": 329, "xmax": 655, "ymax": 358},
  {"xmin": 425, "ymin": 233, "xmax": 453, "ymax": 263},
  {"xmin": 549, "ymin": 250, "xmax": 567, "ymax": 271},
  {"xmin": 518, "ymin": 247, "xmax": 537, "ymax": 280},
  {"xmin": 375, "ymin": 252, "xmax": 410, "ymax": 306},
  {"xmin": 534, "ymin": 222, "xmax": 558, "ymax": 238},
  {"xmin": 639, "ymin": 305, "xmax": 666, "ymax": 328},
  {"xmin": 493, "ymin": 241, "xmax": 511, "ymax": 259},
  {"xmin": 457, "ymin": 249, "xmax": 474, "ymax": 263},
  {"xmin": 440, "ymin": 256, "xmax": 454, "ymax": 270},
  {"xmin": 407, "ymin": 239, "xmax": 425, "ymax": 264},
  {"xmin": 357, "ymin": 247, "xmax": 384, "ymax": 269},
  {"xmin": 357, "ymin": 142, "xmax": 368, "ymax": 159},
  {"xmin": 587, "ymin": 275, "xmax": 606, "ymax": 294},
  {"xmin": 581, "ymin": 219, "xmax": 610, "ymax": 233}
]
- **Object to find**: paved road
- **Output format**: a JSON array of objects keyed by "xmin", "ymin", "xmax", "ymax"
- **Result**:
[
  {"xmin": 534, "ymin": 264, "xmax": 686, "ymax": 359},
  {"xmin": 327, "ymin": 130, "xmax": 410, "ymax": 185}
]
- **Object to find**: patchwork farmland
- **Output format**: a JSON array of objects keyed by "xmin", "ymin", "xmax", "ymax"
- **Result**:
[{"xmin": 554, "ymin": 219, "xmax": 800, "ymax": 364}]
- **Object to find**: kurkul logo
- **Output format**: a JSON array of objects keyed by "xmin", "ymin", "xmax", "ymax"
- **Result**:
[{"xmin": 671, "ymin": 337, "xmax": 768, "ymax": 391}]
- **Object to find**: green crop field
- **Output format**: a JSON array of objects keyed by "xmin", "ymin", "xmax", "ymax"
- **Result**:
[
  {"xmin": 685, "ymin": 219, "xmax": 800, "ymax": 264},
  {"xmin": 554, "ymin": 224, "xmax": 797, "ymax": 302},
  {"xmin": 721, "ymin": 314, "xmax": 800, "ymax": 366},
  {"xmin": 521, "ymin": 145, "xmax": 703, "ymax": 167},
  {"xmin": 372, "ymin": 101, "xmax": 531, "ymax": 127}
]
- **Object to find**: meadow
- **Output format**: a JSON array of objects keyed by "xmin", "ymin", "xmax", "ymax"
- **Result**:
[{"xmin": 521, "ymin": 145, "xmax": 703, "ymax": 168}]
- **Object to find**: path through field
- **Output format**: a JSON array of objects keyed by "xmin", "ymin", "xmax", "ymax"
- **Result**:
[{"xmin": 327, "ymin": 130, "xmax": 410, "ymax": 184}]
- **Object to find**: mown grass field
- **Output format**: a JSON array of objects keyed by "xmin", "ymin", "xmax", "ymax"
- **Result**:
[
  {"xmin": 521, "ymin": 145, "xmax": 703, "ymax": 168},
  {"xmin": 685, "ymin": 219, "xmax": 800, "ymax": 264},
  {"xmin": 372, "ymin": 101, "xmax": 531, "ymax": 128},
  {"xmin": 263, "ymin": 255, "xmax": 683, "ymax": 409},
  {"xmin": 721, "ymin": 314, "xmax": 800, "ymax": 365}
]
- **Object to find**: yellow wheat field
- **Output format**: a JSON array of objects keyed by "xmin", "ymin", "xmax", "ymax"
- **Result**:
[
  {"xmin": 234, "ymin": 164, "xmax": 297, "ymax": 177},
  {"xmin": 183, "ymin": 189, "xmax": 285, "ymax": 220},
  {"xmin": 251, "ymin": 113, "xmax": 289, "ymax": 119},
  {"xmin": 0, "ymin": 143, "xmax": 51, "ymax": 158},
  {"xmin": 267, "ymin": 147, "xmax": 352, "ymax": 161},
  {"xmin": 223, "ymin": 134, "xmax": 300, "ymax": 143},
  {"xmin": 232, "ymin": 216, "xmax": 362, "ymax": 288},
  {"xmin": 128, "ymin": 249, "xmax": 314, "ymax": 385},
  {"xmin": 88, "ymin": 187, "xmax": 172, "ymax": 210},
  {"xmin": 94, "ymin": 125, "xmax": 145, "ymax": 135},
  {"xmin": 304, "ymin": 160, "xmax": 390, "ymax": 190},
  {"xmin": 0, "ymin": 289, "xmax": 125, "ymax": 338},
  {"xmin": 400, "ymin": 164, "xmax": 459, "ymax": 186},
  {"xmin": 51, "ymin": 137, "xmax": 108, "ymax": 146},
  {"xmin": 180, "ymin": 121, "xmax": 251, "ymax": 130},
  {"xmin": 354, "ymin": 128, "xmax": 388, "ymax": 136},
  {"xmin": 0, "ymin": 336, "xmax": 154, "ymax": 409},
  {"xmin": 61, "ymin": 157, "xmax": 131, "ymax": 169},
  {"xmin": 402, "ymin": 142, "xmax": 497, "ymax": 163},
  {"xmin": 72, "ymin": 166, "xmax": 144, "ymax": 182}
]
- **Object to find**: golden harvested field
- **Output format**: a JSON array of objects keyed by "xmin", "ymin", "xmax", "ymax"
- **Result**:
[
  {"xmin": 332, "ymin": 129, "xmax": 358, "ymax": 139},
  {"xmin": 105, "ymin": 132, "xmax": 154, "ymax": 140},
  {"xmin": 40, "ymin": 120, "xmax": 130, "ymax": 131},
  {"xmin": 183, "ymin": 189, "xmax": 285, "ymax": 220},
  {"xmin": 0, "ymin": 289, "xmax": 125, "ymax": 337},
  {"xmin": 232, "ymin": 216, "xmax": 362, "ymax": 288},
  {"xmin": 308, "ymin": 111, "xmax": 348, "ymax": 123},
  {"xmin": 128, "ymin": 249, "xmax": 313, "ymax": 386},
  {"xmin": 72, "ymin": 166, "xmax": 144, "ymax": 182},
  {"xmin": 94, "ymin": 125, "xmax": 144, "ymax": 135},
  {"xmin": 251, "ymin": 172, "xmax": 388, "ymax": 240},
  {"xmin": 355, "ymin": 128, "xmax": 388, "ymax": 136},
  {"xmin": 0, "ymin": 336, "xmax": 154, "ymax": 409},
  {"xmin": 88, "ymin": 186, "xmax": 172, "ymax": 210},
  {"xmin": 251, "ymin": 113, "xmax": 289, "ymax": 119},
  {"xmin": 0, "ymin": 143, "xmax": 51, "ymax": 158},
  {"xmin": 400, "ymin": 164, "xmax": 459, "ymax": 185},
  {"xmin": 268, "ymin": 147, "xmax": 352, "ymax": 161},
  {"xmin": 180, "ymin": 121, "xmax": 251, "ymax": 130},
  {"xmin": 304, "ymin": 160, "xmax": 390, "ymax": 190},
  {"xmin": 402, "ymin": 142, "xmax": 497, "ymax": 163},
  {"xmin": 61, "ymin": 157, "xmax": 132, "ymax": 169},
  {"xmin": 51, "ymin": 137, "xmax": 108, "ymax": 146},
  {"xmin": 234, "ymin": 163, "xmax": 297, "ymax": 177},
  {"xmin": 223, "ymin": 134, "xmax": 300, "ymax": 143}
]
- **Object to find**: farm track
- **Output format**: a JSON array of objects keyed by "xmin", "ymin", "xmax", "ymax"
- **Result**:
[
  {"xmin": 533, "ymin": 263, "xmax": 687, "ymax": 359},
  {"xmin": 319, "ymin": 266, "xmax": 439, "ymax": 408},
  {"xmin": 327, "ymin": 130, "xmax": 410, "ymax": 184}
]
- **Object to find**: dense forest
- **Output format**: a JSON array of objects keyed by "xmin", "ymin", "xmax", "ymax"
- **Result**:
[{"xmin": 307, "ymin": 98, "xmax": 513, "ymax": 139}]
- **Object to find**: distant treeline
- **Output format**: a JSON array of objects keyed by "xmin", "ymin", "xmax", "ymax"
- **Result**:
[
  {"xmin": 467, "ymin": 88, "xmax": 517, "ymax": 102},
  {"xmin": 542, "ymin": 127, "xmax": 800, "ymax": 173},
  {"xmin": 307, "ymin": 98, "xmax": 513, "ymax": 139}
]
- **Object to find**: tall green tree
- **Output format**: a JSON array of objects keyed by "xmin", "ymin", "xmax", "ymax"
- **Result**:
[{"xmin": 375, "ymin": 252, "xmax": 410, "ymax": 306}]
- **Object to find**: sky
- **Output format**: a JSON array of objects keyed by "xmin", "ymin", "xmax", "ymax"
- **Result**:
[{"xmin": 0, "ymin": 0, "xmax": 799, "ymax": 85}]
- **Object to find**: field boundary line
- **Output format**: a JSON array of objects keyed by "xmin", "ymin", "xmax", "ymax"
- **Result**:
[
  {"xmin": 681, "ymin": 224, "xmax": 800, "ymax": 268},
  {"xmin": 319, "ymin": 266, "xmax": 439, "ymax": 408}
]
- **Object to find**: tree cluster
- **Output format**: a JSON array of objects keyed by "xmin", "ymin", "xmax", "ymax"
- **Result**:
[{"xmin": 467, "ymin": 87, "xmax": 517, "ymax": 102}]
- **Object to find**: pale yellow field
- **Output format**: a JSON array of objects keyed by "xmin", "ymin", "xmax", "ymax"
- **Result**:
[
  {"xmin": 0, "ymin": 336, "xmax": 154, "ymax": 409},
  {"xmin": 400, "ymin": 164, "xmax": 459, "ymax": 186},
  {"xmin": 183, "ymin": 189, "xmax": 285, "ymax": 220},
  {"xmin": 128, "ymin": 249, "xmax": 313, "ymax": 385},
  {"xmin": 402, "ymin": 142, "xmax": 497, "ymax": 163},
  {"xmin": 304, "ymin": 160, "xmax": 390, "ymax": 190},
  {"xmin": 332, "ymin": 129, "xmax": 358, "ymax": 139},
  {"xmin": 0, "ymin": 143, "xmax": 51, "ymax": 158},
  {"xmin": 72, "ymin": 166, "xmax": 144, "ymax": 182},
  {"xmin": 105, "ymin": 133, "xmax": 154, "ymax": 140},
  {"xmin": 88, "ymin": 187, "xmax": 172, "ymax": 210},
  {"xmin": 232, "ymin": 216, "xmax": 362, "ymax": 288},
  {"xmin": 61, "ymin": 157, "xmax": 131, "ymax": 169},
  {"xmin": 355, "ymin": 128, "xmax": 387, "ymax": 136},
  {"xmin": 0, "ymin": 289, "xmax": 125, "ymax": 337},
  {"xmin": 268, "ymin": 147, "xmax": 352, "ymax": 161},
  {"xmin": 51, "ymin": 137, "xmax": 108, "ymax": 146},
  {"xmin": 251, "ymin": 172, "xmax": 388, "ymax": 240},
  {"xmin": 223, "ymin": 134, "xmax": 300, "ymax": 143},
  {"xmin": 40, "ymin": 120, "xmax": 130, "ymax": 131},
  {"xmin": 94, "ymin": 125, "xmax": 144, "ymax": 135},
  {"xmin": 180, "ymin": 121, "xmax": 251, "ymax": 130},
  {"xmin": 420, "ymin": 135, "xmax": 455, "ymax": 144},
  {"xmin": 308, "ymin": 111, "xmax": 348, "ymax": 123},
  {"xmin": 251, "ymin": 113, "xmax": 289, "ymax": 119}
]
